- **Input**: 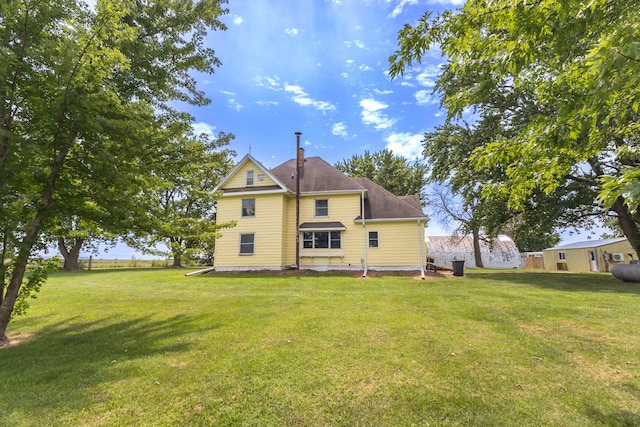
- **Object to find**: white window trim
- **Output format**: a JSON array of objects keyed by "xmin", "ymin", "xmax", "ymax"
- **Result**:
[
  {"xmin": 368, "ymin": 231, "xmax": 379, "ymax": 248},
  {"xmin": 239, "ymin": 233, "xmax": 255, "ymax": 255},
  {"xmin": 246, "ymin": 170, "xmax": 254, "ymax": 186},
  {"xmin": 241, "ymin": 198, "xmax": 256, "ymax": 218},
  {"xmin": 302, "ymin": 230, "xmax": 342, "ymax": 250},
  {"xmin": 314, "ymin": 199, "xmax": 329, "ymax": 217}
]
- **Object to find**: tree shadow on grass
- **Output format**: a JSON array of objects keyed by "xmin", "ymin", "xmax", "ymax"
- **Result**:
[
  {"xmin": 0, "ymin": 314, "xmax": 217, "ymax": 421},
  {"xmin": 466, "ymin": 270, "xmax": 640, "ymax": 295}
]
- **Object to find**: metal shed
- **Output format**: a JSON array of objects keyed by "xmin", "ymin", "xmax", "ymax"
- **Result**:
[{"xmin": 542, "ymin": 238, "xmax": 634, "ymax": 273}]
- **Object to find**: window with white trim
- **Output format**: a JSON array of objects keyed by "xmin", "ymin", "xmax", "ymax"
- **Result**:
[
  {"xmin": 303, "ymin": 231, "xmax": 341, "ymax": 249},
  {"xmin": 315, "ymin": 199, "xmax": 328, "ymax": 217},
  {"xmin": 246, "ymin": 170, "xmax": 254, "ymax": 186},
  {"xmin": 241, "ymin": 198, "xmax": 255, "ymax": 217},
  {"xmin": 368, "ymin": 231, "xmax": 379, "ymax": 248},
  {"xmin": 558, "ymin": 252, "xmax": 566, "ymax": 260},
  {"xmin": 239, "ymin": 233, "xmax": 255, "ymax": 255}
]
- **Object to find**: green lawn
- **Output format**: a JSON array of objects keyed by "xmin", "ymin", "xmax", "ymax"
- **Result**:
[{"xmin": 1, "ymin": 269, "xmax": 639, "ymax": 426}]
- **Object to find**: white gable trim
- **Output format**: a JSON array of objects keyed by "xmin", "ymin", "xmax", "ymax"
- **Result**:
[{"xmin": 214, "ymin": 154, "xmax": 288, "ymax": 192}]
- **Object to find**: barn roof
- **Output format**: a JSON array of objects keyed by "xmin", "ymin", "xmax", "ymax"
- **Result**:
[{"xmin": 426, "ymin": 235, "xmax": 518, "ymax": 253}]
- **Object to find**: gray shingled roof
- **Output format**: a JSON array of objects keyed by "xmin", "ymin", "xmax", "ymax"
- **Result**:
[
  {"xmin": 352, "ymin": 177, "xmax": 427, "ymax": 220},
  {"xmin": 267, "ymin": 155, "xmax": 426, "ymax": 221},
  {"xmin": 271, "ymin": 156, "xmax": 365, "ymax": 193}
]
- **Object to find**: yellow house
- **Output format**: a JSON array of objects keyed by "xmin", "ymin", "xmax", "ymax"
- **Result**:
[
  {"xmin": 542, "ymin": 238, "xmax": 635, "ymax": 273},
  {"xmin": 213, "ymin": 152, "xmax": 429, "ymax": 275}
]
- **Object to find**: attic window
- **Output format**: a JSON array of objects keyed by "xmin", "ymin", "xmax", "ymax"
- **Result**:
[
  {"xmin": 258, "ymin": 174, "xmax": 264, "ymax": 182},
  {"xmin": 246, "ymin": 170, "xmax": 254, "ymax": 186}
]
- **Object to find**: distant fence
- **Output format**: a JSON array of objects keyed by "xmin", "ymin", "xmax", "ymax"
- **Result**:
[{"xmin": 521, "ymin": 252, "xmax": 544, "ymax": 269}]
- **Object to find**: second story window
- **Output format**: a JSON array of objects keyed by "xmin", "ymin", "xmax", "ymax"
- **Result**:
[
  {"xmin": 242, "ymin": 198, "xmax": 255, "ymax": 217},
  {"xmin": 315, "ymin": 199, "xmax": 328, "ymax": 217},
  {"xmin": 246, "ymin": 170, "xmax": 254, "ymax": 186}
]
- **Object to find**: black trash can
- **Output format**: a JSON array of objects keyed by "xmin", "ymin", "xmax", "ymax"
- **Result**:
[{"xmin": 452, "ymin": 260, "xmax": 465, "ymax": 276}]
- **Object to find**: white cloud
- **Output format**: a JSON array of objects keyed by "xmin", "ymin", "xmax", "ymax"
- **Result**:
[
  {"xmin": 284, "ymin": 28, "xmax": 299, "ymax": 36},
  {"xmin": 415, "ymin": 90, "xmax": 438, "ymax": 106},
  {"xmin": 345, "ymin": 59, "xmax": 355, "ymax": 67},
  {"xmin": 360, "ymin": 99, "xmax": 388, "ymax": 112},
  {"xmin": 359, "ymin": 64, "xmax": 372, "ymax": 71},
  {"xmin": 399, "ymin": 81, "xmax": 415, "ymax": 88},
  {"xmin": 416, "ymin": 64, "xmax": 442, "ymax": 87},
  {"xmin": 220, "ymin": 90, "xmax": 235, "ymax": 96},
  {"xmin": 192, "ymin": 122, "xmax": 217, "ymax": 138},
  {"xmin": 389, "ymin": 0, "xmax": 419, "ymax": 18},
  {"xmin": 332, "ymin": 122, "xmax": 348, "ymax": 138},
  {"xmin": 255, "ymin": 76, "xmax": 335, "ymax": 113},
  {"xmin": 233, "ymin": 15, "xmax": 243, "ymax": 25},
  {"xmin": 341, "ymin": 72, "xmax": 349, "ymax": 78},
  {"xmin": 256, "ymin": 100, "xmax": 279, "ymax": 107},
  {"xmin": 344, "ymin": 40, "xmax": 366, "ymax": 49},
  {"xmin": 359, "ymin": 98, "xmax": 397, "ymax": 130},
  {"xmin": 228, "ymin": 99, "xmax": 243, "ymax": 111},
  {"xmin": 254, "ymin": 75, "xmax": 281, "ymax": 90},
  {"xmin": 385, "ymin": 132, "xmax": 424, "ymax": 159},
  {"xmin": 374, "ymin": 89, "xmax": 394, "ymax": 95},
  {"xmin": 284, "ymin": 84, "xmax": 336, "ymax": 113}
]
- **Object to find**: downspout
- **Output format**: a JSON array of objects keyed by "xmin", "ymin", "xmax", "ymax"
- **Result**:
[
  {"xmin": 418, "ymin": 219, "xmax": 425, "ymax": 279},
  {"xmin": 361, "ymin": 189, "xmax": 367, "ymax": 277}
]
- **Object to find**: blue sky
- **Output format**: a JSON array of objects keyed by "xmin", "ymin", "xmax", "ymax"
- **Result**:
[{"xmin": 182, "ymin": 0, "xmax": 461, "ymax": 168}]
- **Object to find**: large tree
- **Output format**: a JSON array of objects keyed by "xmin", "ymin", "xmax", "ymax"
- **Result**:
[
  {"xmin": 0, "ymin": 0, "xmax": 229, "ymax": 345},
  {"xmin": 127, "ymin": 120, "xmax": 236, "ymax": 267},
  {"xmin": 389, "ymin": 0, "xmax": 640, "ymax": 256},
  {"xmin": 335, "ymin": 149, "xmax": 429, "ymax": 203}
]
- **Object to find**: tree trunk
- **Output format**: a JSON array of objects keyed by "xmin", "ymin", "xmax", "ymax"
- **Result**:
[
  {"xmin": 611, "ymin": 197, "xmax": 640, "ymax": 259},
  {"xmin": 0, "ymin": 212, "xmax": 47, "ymax": 345},
  {"xmin": 0, "ymin": 131, "xmax": 76, "ymax": 345},
  {"xmin": 472, "ymin": 227, "xmax": 484, "ymax": 268},
  {"xmin": 58, "ymin": 237, "xmax": 84, "ymax": 271},
  {"xmin": 170, "ymin": 237, "xmax": 183, "ymax": 268},
  {"xmin": 172, "ymin": 255, "xmax": 182, "ymax": 268}
]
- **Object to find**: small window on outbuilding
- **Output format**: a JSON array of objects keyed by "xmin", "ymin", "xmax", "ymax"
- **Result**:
[{"xmin": 558, "ymin": 252, "xmax": 566, "ymax": 260}]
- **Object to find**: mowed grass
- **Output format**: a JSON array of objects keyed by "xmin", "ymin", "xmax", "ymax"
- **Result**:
[{"xmin": 1, "ymin": 269, "xmax": 639, "ymax": 426}]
